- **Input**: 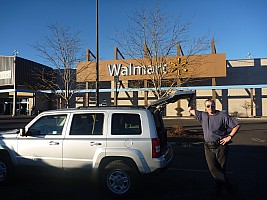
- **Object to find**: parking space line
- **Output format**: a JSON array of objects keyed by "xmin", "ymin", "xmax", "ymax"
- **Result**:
[
  {"xmin": 168, "ymin": 168, "xmax": 234, "ymax": 174},
  {"xmin": 251, "ymin": 138, "xmax": 266, "ymax": 143}
]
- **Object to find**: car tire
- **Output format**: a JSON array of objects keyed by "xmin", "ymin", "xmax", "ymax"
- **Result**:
[
  {"xmin": 101, "ymin": 160, "xmax": 138, "ymax": 198},
  {"xmin": 0, "ymin": 155, "xmax": 14, "ymax": 185}
]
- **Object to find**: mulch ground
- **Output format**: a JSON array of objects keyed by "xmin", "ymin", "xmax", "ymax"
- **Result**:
[{"xmin": 167, "ymin": 127, "xmax": 204, "ymax": 143}]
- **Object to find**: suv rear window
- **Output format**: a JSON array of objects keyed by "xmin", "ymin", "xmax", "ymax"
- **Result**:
[
  {"xmin": 111, "ymin": 113, "xmax": 142, "ymax": 135},
  {"xmin": 70, "ymin": 113, "xmax": 104, "ymax": 135}
]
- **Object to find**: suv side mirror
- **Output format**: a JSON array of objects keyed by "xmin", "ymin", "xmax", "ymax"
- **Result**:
[{"xmin": 19, "ymin": 128, "xmax": 26, "ymax": 136}]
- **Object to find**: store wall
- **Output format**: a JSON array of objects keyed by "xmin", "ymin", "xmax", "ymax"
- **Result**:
[{"xmin": 75, "ymin": 57, "xmax": 267, "ymax": 117}]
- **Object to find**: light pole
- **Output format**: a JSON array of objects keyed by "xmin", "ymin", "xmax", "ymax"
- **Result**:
[
  {"xmin": 95, "ymin": 0, "xmax": 99, "ymax": 106},
  {"xmin": 114, "ymin": 76, "xmax": 119, "ymax": 106},
  {"xmin": 12, "ymin": 50, "xmax": 19, "ymax": 116}
]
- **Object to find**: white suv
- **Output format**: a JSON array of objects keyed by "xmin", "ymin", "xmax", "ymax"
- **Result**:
[{"xmin": 0, "ymin": 91, "xmax": 194, "ymax": 197}]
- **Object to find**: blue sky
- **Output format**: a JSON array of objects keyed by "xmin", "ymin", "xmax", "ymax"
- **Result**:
[{"xmin": 0, "ymin": 0, "xmax": 266, "ymax": 65}]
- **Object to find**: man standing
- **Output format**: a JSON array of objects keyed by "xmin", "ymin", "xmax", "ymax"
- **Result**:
[{"xmin": 188, "ymin": 99, "xmax": 240, "ymax": 197}]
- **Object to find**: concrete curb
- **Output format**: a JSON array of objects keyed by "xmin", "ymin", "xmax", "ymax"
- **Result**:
[{"xmin": 164, "ymin": 116, "xmax": 267, "ymax": 120}]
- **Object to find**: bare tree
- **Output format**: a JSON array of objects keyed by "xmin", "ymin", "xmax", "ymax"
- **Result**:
[
  {"xmin": 241, "ymin": 100, "xmax": 253, "ymax": 117},
  {"xmin": 32, "ymin": 23, "xmax": 85, "ymax": 108},
  {"xmin": 114, "ymin": 2, "xmax": 211, "ymax": 99}
]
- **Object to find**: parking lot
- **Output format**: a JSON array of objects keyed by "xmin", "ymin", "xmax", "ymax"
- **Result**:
[{"xmin": 0, "ymin": 116, "xmax": 267, "ymax": 200}]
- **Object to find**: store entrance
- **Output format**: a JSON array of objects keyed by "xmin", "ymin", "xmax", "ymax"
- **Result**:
[
  {"xmin": 19, "ymin": 98, "xmax": 29, "ymax": 115},
  {"xmin": 0, "ymin": 98, "xmax": 29, "ymax": 115}
]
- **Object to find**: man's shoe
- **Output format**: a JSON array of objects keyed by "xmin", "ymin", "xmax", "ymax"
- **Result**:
[
  {"xmin": 229, "ymin": 184, "xmax": 238, "ymax": 199},
  {"xmin": 215, "ymin": 188, "xmax": 222, "ymax": 196}
]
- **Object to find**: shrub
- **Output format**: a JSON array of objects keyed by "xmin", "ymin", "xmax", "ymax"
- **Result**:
[{"xmin": 167, "ymin": 125, "xmax": 188, "ymax": 137}]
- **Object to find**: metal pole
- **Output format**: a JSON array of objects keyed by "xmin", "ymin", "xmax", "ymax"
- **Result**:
[
  {"xmin": 12, "ymin": 55, "xmax": 17, "ymax": 116},
  {"xmin": 115, "ymin": 81, "xmax": 118, "ymax": 106},
  {"xmin": 95, "ymin": 0, "xmax": 99, "ymax": 106},
  {"xmin": 114, "ymin": 76, "xmax": 118, "ymax": 106},
  {"xmin": 250, "ymin": 88, "xmax": 254, "ymax": 116}
]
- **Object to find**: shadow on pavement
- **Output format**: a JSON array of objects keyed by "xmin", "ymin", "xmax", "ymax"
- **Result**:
[{"xmin": 0, "ymin": 144, "xmax": 266, "ymax": 200}]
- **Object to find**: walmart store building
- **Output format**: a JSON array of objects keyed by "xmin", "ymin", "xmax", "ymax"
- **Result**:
[
  {"xmin": 0, "ymin": 56, "xmax": 54, "ymax": 115},
  {"xmin": 76, "ymin": 47, "xmax": 267, "ymax": 117},
  {"xmin": 1, "ymin": 46, "xmax": 267, "ymax": 117}
]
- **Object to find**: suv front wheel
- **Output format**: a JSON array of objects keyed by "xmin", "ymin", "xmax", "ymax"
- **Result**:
[
  {"xmin": 101, "ymin": 160, "xmax": 138, "ymax": 197},
  {"xmin": 0, "ymin": 155, "xmax": 13, "ymax": 185}
]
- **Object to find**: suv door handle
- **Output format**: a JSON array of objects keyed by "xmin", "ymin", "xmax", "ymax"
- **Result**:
[
  {"xmin": 49, "ymin": 141, "xmax": 60, "ymax": 145},
  {"xmin": 90, "ymin": 142, "xmax": 102, "ymax": 146}
]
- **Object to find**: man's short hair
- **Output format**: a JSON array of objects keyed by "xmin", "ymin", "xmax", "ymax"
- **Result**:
[{"xmin": 204, "ymin": 99, "xmax": 215, "ymax": 106}]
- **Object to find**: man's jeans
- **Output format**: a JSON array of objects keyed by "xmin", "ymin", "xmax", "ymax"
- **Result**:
[{"xmin": 204, "ymin": 143, "xmax": 234, "ymax": 193}]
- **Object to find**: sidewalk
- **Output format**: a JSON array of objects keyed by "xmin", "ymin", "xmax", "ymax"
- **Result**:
[
  {"xmin": 0, "ymin": 115, "xmax": 34, "ymax": 131},
  {"xmin": 164, "ymin": 115, "xmax": 267, "ymax": 120},
  {"xmin": 0, "ymin": 115, "xmax": 34, "ymax": 120}
]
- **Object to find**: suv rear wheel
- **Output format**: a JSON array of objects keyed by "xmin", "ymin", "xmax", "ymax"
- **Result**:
[{"xmin": 101, "ymin": 160, "xmax": 138, "ymax": 197}]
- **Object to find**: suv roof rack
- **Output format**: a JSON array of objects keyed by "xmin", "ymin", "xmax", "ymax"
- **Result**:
[{"xmin": 77, "ymin": 105, "xmax": 146, "ymax": 109}]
